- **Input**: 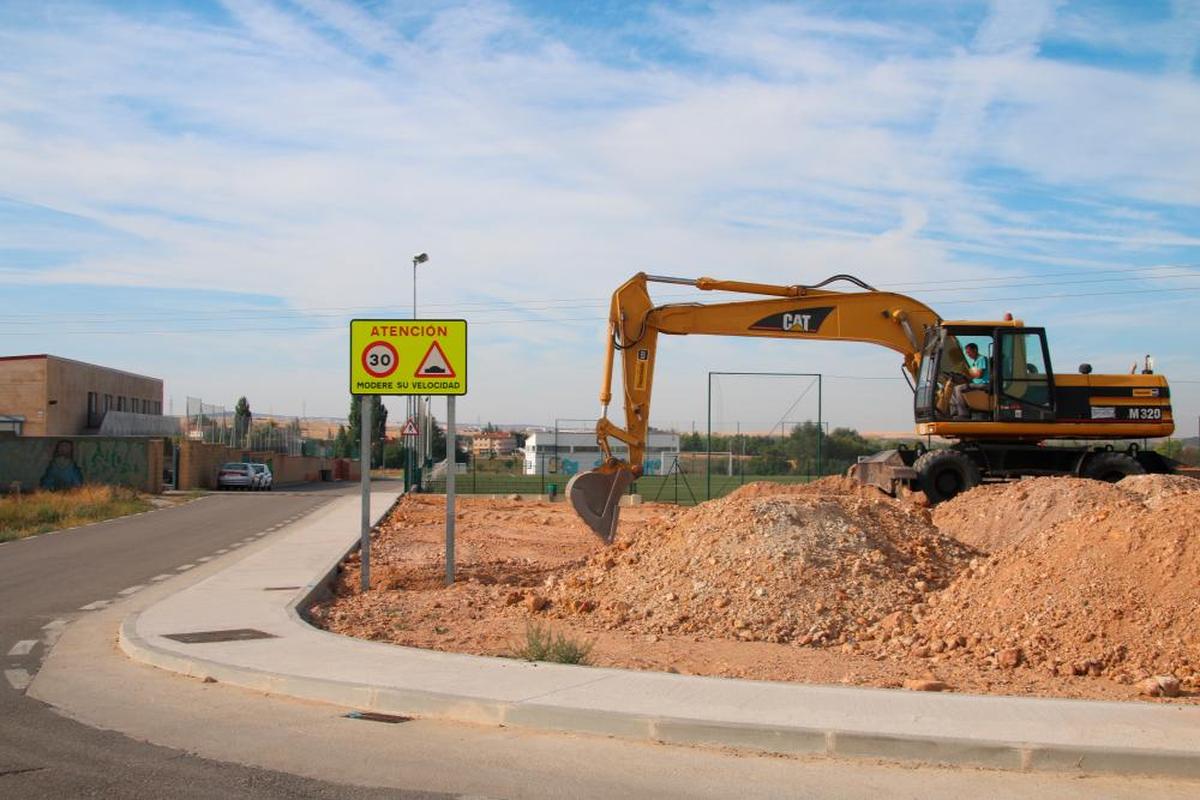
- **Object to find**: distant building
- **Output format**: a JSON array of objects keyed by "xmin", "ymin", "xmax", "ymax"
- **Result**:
[
  {"xmin": 524, "ymin": 429, "xmax": 679, "ymax": 477},
  {"xmin": 0, "ymin": 354, "xmax": 163, "ymax": 437},
  {"xmin": 472, "ymin": 430, "xmax": 517, "ymax": 457}
]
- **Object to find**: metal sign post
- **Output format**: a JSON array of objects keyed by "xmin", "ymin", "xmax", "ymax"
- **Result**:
[
  {"xmin": 359, "ymin": 395, "xmax": 372, "ymax": 592},
  {"xmin": 445, "ymin": 396, "xmax": 456, "ymax": 585},
  {"xmin": 349, "ymin": 318, "xmax": 468, "ymax": 593}
]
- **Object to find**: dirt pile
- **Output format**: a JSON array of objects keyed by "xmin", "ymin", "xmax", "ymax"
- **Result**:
[
  {"xmin": 535, "ymin": 477, "xmax": 976, "ymax": 646},
  {"xmin": 932, "ymin": 477, "xmax": 1146, "ymax": 552},
  {"xmin": 915, "ymin": 475, "xmax": 1200, "ymax": 684},
  {"xmin": 313, "ymin": 472, "xmax": 1200, "ymax": 702}
]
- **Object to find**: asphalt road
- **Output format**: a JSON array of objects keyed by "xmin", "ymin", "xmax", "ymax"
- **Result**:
[{"xmin": 0, "ymin": 484, "xmax": 443, "ymax": 799}]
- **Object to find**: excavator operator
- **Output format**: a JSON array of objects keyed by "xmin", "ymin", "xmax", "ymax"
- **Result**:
[{"xmin": 952, "ymin": 341, "xmax": 990, "ymax": 419}]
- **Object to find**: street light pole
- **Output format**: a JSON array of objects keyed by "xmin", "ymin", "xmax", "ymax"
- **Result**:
[{"xmin": 410, "ymin": 253, "xmax": 429, "ymax": 491}]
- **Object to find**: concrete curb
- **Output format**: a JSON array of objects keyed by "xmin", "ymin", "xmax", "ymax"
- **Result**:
[
  {"xmin": 117, "ymin": 616, "xmax": 1200, "ymax": 779},
  {"xmin": 118, "ymin": 496, "xmax": 1200, "ymax": 781}
]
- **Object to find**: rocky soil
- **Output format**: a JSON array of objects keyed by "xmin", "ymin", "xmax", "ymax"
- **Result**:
[
  {"xmin": 916, "ymin": 475, "xmax": 1200, "ymax": 688},
  {"xmin": 311, "ymin": 473, "xmax": 1200, "ymax": 703}
]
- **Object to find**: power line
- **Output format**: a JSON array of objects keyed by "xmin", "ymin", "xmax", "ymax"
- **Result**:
[
  {"xmin": 3, "ymin": 278, "xmax": 1199, "ymax": 335},
  {"xmin": 3, "ymin": 264, "xmax": 1197, "ymax": 323}
]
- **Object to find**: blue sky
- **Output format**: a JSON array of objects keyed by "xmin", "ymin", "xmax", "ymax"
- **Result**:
[{"xmin": 1, "ymin": 0, "xmax": 1198, "ymax": 434}]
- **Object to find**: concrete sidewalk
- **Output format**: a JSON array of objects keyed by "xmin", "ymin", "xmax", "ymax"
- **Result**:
[{"xmin": 121, "ymin": 492, "xmax": 1200, "ymax": 779}]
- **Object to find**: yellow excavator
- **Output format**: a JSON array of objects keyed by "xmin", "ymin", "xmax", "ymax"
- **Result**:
[{"xmin": 568, "ymin": 273, "xmax": 1177, "ymax": 540}]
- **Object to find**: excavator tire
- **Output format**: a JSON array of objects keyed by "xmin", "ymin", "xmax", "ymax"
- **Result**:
[
  {"xmin": 1082, "ymin": 451, "xmax": 1146, "ymax": 483},
  {"xmin": 914, "ymin": 449, "xmax": 981, "ymax": 504}
]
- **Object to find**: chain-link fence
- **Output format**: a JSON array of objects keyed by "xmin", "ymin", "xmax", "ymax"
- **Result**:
[
  {"xmin": 415, "ymin": 415, "xmax": 828, "ymax": 505},
  {"xmin": 183, "ymin": 396, "xmax": 325, "ymax": 456}
]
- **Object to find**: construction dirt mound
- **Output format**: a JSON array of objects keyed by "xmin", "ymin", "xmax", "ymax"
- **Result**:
[
  {"xmin": 932, "ymin": 477, "xmax": 1144, "ymax": 553},
  {"xmin": 915, "ymin": 474, "xmax": 1200, "ymax": 683},
  {"xmin": 722, "ymin": 475, "xmax": 884, "ymax": 501},
  {"xmin": 538, "ymin": 479, "xmax": 976, "ymax": 646},
  {"xmin": 314, "ymin": 472, "xmax": 1200, "ymax": 702}
]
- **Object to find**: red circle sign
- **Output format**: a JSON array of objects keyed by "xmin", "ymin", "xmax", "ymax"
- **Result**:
[{"xmin": 361, "ymin": 340, "xmax": 399, "ymax": 378}]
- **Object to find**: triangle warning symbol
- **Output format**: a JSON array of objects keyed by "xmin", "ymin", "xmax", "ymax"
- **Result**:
[
  {"xmin": 401, "ymin": 418, "xmax": 419, "ymax": 436},
  {"xmin": 414, "ymin": 340, "xmax": 456, "ymax": 378}
]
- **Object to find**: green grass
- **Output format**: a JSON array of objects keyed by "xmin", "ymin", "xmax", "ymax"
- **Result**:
[
  {"xmin": 423, "ymin": 472, "xmax": 821, "ymax": 505},
  {"xmin": 511, "ymin": 622, "xmax": 593, "ymax": 665},
  {"xmin": 0, "ymin": 485, "xmax": 152, "ymax": 542}
]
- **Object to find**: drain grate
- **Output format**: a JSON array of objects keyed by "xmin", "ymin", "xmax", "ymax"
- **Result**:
[
  {"xmin": 344, "ymin": 711, "xmax": 412, "ymax": 724},
  {"xmin": 262, "ymin": 586, "xmax": 302, "ymax": 591},
  {"xmin": 163, "ymin": 628, "xmax": 277, "ymax": 644}
]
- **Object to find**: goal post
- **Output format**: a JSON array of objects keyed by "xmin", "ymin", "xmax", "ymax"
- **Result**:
[{"xmin": 706, "ymin": 371, "xmax": 823, "ymax": 500}]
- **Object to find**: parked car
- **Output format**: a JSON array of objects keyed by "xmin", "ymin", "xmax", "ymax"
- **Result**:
[
  {"xmin": 217, "ymin": 462, "xmax": 255, "ymax": 490},
  {"xmin": 249, "ymin": 463, "xmax": 273, "ymax": 491}
]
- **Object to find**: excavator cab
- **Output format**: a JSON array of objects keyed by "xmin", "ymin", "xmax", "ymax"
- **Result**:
[{"xmin": 915, "ymin": 324, "xmax": 1057, "ymax": 424}]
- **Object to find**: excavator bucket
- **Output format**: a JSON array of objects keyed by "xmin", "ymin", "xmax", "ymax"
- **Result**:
[{"xmin": 567, "ymin": 468, "xmax": 635, "ymax": 543}]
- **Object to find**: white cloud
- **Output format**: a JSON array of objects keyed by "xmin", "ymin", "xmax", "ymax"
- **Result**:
[{"xmin": 0, "ymin": 0, "xmax": 1197, "ymax": 427}]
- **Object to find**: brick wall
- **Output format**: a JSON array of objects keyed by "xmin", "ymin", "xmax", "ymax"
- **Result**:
[{"xmin": 177, "ymin": 440, "xmax": 361, "ymax": 488}]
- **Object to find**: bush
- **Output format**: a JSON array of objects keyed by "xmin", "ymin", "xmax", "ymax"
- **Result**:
[{"xmin": 511, "ymin": 622, "xmax": 593, "ymax": 665}]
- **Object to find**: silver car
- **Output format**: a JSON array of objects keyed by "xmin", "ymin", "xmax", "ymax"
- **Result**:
[
  {"xmin": 249, "ymin": 463, "xmax": 273, "ymax": 491},
  {"xmin": 217, "ymin": 462, "xmax": 255, "ymax": 490}
]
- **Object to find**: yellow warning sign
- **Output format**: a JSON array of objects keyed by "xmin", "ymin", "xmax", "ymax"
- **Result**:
[{"xmin": 349, "ymin": 319, "xmax": 467, "ymax": 395}]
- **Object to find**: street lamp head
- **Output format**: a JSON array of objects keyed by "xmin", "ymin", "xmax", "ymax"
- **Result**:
[{"xmin": 413, "ymin": 253, "xmax": 429, "ymax": 266}]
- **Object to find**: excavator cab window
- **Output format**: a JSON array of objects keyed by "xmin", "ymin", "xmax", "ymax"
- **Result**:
[
  {"xmin": 996, "ymin": 328, "xmax": 1055, "ymax": 421},
  {"xmin": 913, "ymin": 328, "xmax": 941, "ymax": 421}
]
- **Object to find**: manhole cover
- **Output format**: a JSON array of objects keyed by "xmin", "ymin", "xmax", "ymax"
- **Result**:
[
  {"xmin": 344, "ymin": 711, "xmax": 412, "ymax": 724},
  {"xmin": 163, "ymin": 628, "xmax": 278, "ymax": 644}
]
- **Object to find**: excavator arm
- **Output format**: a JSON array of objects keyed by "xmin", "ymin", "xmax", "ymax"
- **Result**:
[{"xmin": 568, "ymin": 273, "xmax": 941, "ymax": 540}]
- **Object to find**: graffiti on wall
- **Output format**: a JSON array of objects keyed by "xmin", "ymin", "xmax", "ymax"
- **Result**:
[
  {"xmin": 0, "ymin": 437, "xmax": 151, "ymax": 492},
  {"xmin": 40, "ymin": 440, "xmax": 84, "ymax": 490}
]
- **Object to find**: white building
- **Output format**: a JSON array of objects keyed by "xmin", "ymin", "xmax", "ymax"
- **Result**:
[{"xmin": 524, "ymin": 429, "xmax": 680, "ymax": 477}]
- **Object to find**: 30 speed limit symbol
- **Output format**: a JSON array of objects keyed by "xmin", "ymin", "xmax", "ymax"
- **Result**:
[{"xmin": 361, "ymin": 340, "xmax": 399, "ymax": 378}]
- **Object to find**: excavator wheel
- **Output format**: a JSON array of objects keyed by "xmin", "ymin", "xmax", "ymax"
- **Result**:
[
  {"xmin": 914, "ymin": 449, "xmax": 981, "ymax": 504},
  {"xmin": 1082, "ymin": 451, "xmax": 1146, "ymax": 483}
]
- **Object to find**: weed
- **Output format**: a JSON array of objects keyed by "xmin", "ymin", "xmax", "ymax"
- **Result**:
[
  {"xmin": 0, "ymin": 485, "xmax": 151, "ymax": 542},
  {"xmin": 511, "ymin": 622, "xmax": 593, "ymax": 665}
]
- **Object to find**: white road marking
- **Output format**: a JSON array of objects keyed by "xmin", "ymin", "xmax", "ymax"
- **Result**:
[
  {"xmin": 150, "ymin": 573, "xmax": 173, "ymax": 582},
  {"xmin": 4, "ymin": 669, "xmax": 31, "ymax": 691},
  {"xmin": 79, "ymin": 600, "xmax": 111, "ymax": 611},
  {"xmin": 176, "ymin": 564, "xmax": 195, "ymax": 571},
  {"xmin": 41, "ymin": 620, "xmax": 67, "ymax": 647},
  {"xmin": 229, "ymin": 543, "xmax": 243, "ymax": 549},
  {"xmin": 7, "ymin": 640, "xmax": 36, "ymax": 657},
  {"xmin": 196, "ymin": 556, "xmax": 213, "ymax": 563},
  {"xmin": 117, "ymin": 585, "xmax": 145, "ymax": 596},
  {"xmin": 215, "ymin": 549, "xmax": 229, "ymax": 554}
]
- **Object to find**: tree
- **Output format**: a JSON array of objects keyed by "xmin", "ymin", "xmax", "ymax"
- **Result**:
[
  {"xmin": 373, "ymin": 399, "xmax": 388, "ymax": 467},
  {"xmin": 382, "ymin": 442, "xmax": 404, "ymax": 468},
  {"xmin": 347, "ymin": 396, "xmax": 388, "ymax": 467},
  {"xmin": 234, "ymin": 396, "xmax": 252, "ymax": 446},
  {"xmin": 333, "ymin": 425, "xmax": 350, "ymax": 458},
  {"xmin": 428, "ymin": 415, "xmax": 447, "ymax": 461}
]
